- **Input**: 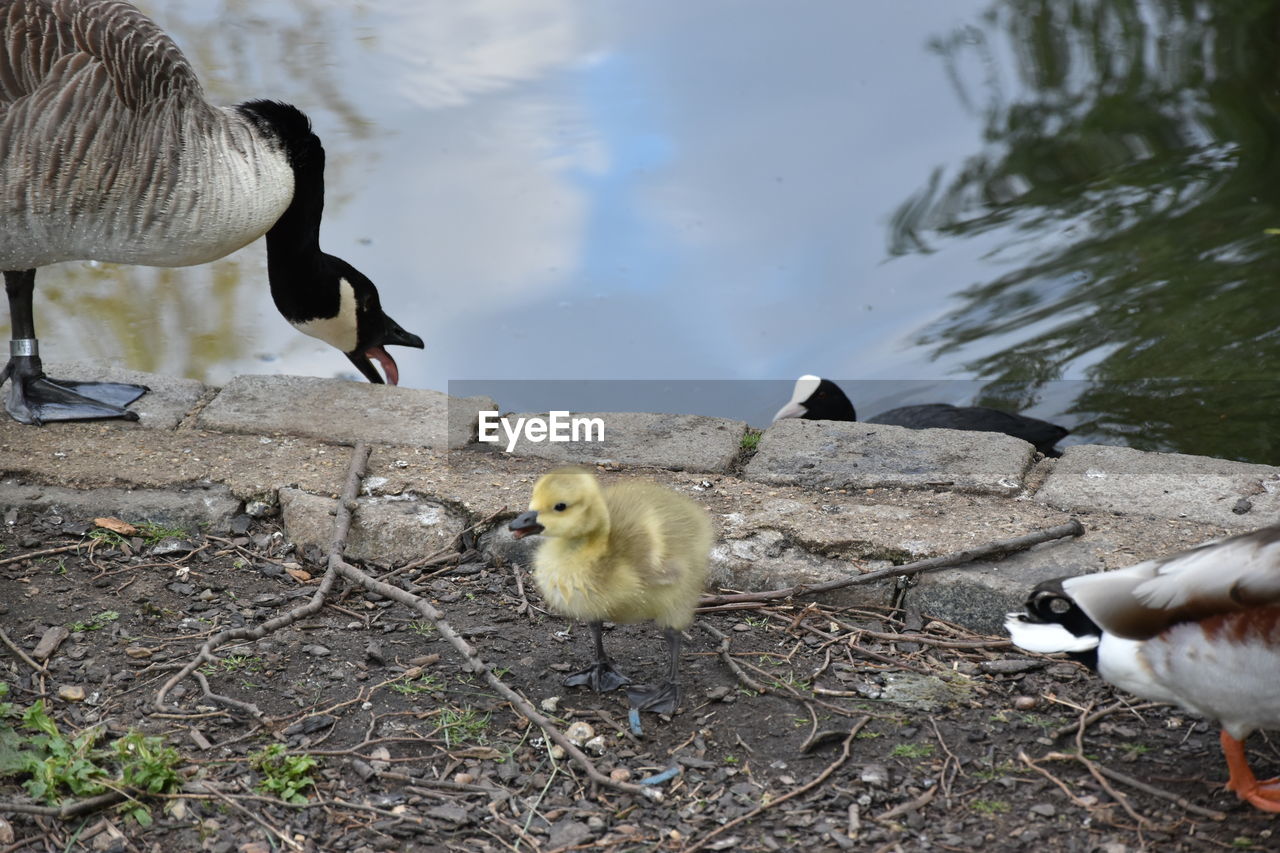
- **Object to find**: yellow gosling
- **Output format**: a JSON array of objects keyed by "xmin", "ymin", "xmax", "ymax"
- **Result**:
[{"xmin": 508, "ymin": 467, "xmax": 712, "ymax": 713}]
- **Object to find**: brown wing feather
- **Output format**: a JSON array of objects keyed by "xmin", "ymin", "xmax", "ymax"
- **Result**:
[
  {"xmin": 1065, "ymin": 526, "xmax": 1280, "ymax": 640},
  {"xmin": 1, "ymin": 0, "xmax": 202, "ymax": 111}
]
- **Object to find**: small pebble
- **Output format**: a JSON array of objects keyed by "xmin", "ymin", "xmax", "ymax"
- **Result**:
[
  {"xmin": 540, "ymin": 696, "xmax": 561, "ymax": 713},
  {"xmin": 860, "ymin": 764, "xmax": 889, "ymax": 787},
  {"xmin": 57, "ymin": 684, "xmax": 85, "ymax": 702},
  {"xmin": 565, "ymin": 721, "xmax": 595, "ymax": 745},
  {"xmin": 705, "ymin": 685, "xmax": 731, "ymax": 702},
  {"xmin": 610, "ymin": 768, "xmax": 632, "ymax": 783},
  {"xmin": 1013, "ymin": 695, "xmax": 1037, "ymax": 711},
  {"xmin": 454, "ymin": 772, "xmax": 475, "ymax": 785}
]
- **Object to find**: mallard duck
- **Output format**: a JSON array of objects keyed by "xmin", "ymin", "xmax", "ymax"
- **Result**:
[
  {"xmin": 508, "ymin": 467, "xmax": 712, "ymax": 713},
  {"xmin": 0, "ymin": 0, "xmax": 423, "ymax": 424},
  {"xmin": 774, "ymin": 375, "xmax": 1069, "ymax": 457},
  {"xmin": 1005, "ymin": 526, "xmax": 1280, "ymax": 812}
]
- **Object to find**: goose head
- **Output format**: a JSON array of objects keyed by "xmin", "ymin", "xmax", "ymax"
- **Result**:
[
  {"xmin": 281, "ymin": 253, "xmax": 422, "ymax": 384},
  {"xmin": 241, "ymin": 100, "xmax": 425, "ymax": 384}
]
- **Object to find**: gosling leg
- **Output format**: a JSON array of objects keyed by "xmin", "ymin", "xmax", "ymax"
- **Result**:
[
  {"xmin": 626, "ymin": 627, "xmax": 683, "ymax": 714},
  {"xmin": 564, "ymin": 621, "xmax": 631, "ymax": 692}
]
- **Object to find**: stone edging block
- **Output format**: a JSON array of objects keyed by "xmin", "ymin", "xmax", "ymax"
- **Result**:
[
  {"xmin": 744, "ymin": 419, "xmax": 1035, "ymax": 495},
  {"xmin": 483, "ymin": 411, "xmax": 747, "ymax": 473},
  {"xmin": 1036, "ymin": 444, "xmax": 1280, "ymax": 527},
  {"xmin": 197, "ymin": 375, "xmax": 495, "ymax": 450},
  {"xmin": 0, "ymin": 482, "xmax": 239, "ymax": 531}
]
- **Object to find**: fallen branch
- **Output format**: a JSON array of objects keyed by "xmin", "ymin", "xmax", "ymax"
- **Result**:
[
  {"xmin": 0, "ymin": 628, "xmax": 47, "ymax": 674},
  {"xmin": 699, "ymin": 520, "xmax": 1085, "ymax": 607},
  {"xmin": 1089, "ymin": 762, "xmax": 1225, "ymax": 821},
  {"xmin": 1050, "ymin": 699, "xmax": 1163, "ymax": 740},
  {"xmin": 0, "ymin": 791, "xmax": 124, "ymax": 818},
  {"xmin": 153, "ymin": 569, "xmax": 341, "ymax": 716},
  {"xmin": 686, "ymin": 717, "xmax": 868, "ymax": 852},
  {"xmin": 0, "ymin": 541, "xmax": 85, "ymax": 567}
]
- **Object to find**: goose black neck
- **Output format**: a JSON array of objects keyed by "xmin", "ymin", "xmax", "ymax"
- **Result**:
[{"xmin": 236, "ymin": 100, "xmax": 335, "ymax": 322}]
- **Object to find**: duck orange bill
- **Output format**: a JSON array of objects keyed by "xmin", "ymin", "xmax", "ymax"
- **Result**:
[{"xmin": 508, "ymin": 511, "xmax": 543, "ymax": 539}]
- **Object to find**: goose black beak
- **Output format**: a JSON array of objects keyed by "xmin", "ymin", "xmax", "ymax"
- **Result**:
[
  {"xmin": 508, "ymin": 510, "xmax": 543, "ymax": 539},
  {"xmin": 349, "ymin": 315, "xmax": 425, "ymax": 386}
]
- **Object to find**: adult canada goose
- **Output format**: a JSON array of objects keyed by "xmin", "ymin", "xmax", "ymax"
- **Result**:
[
  {"xmin": 1005, "ymin": 527, "xmax": 1280, "ymax": 813},
  {"xmin": 508, "ymin": 467, "xmax": 712, "ymax": 714},
  {"xmin": 0, "ymin": 0, "xmax": 423, "ymax": 424},
  {"xmin": 773, "ymin": 375, "xmax": 1069, "ymax": 457}
]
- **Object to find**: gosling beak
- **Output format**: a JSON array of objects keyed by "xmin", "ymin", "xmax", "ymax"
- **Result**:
[
  {"xmin": 348, "ymin": 315, "xmax": 425, "ymax": 386},
  {"xmin": 508, "ymin": 510, "xmax": 543, "ymax": 539}
]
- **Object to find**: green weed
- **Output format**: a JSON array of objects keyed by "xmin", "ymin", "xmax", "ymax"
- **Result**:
[
  {"xmin": 0, "ymin": 696, "xmax": 181, "ymax": 825},
  {"xmin": 251, "ymin": 743, "xmax": 318, "ymax": 804},
  {"xmin": 392, "ymin": 674, "xmax": 443, "ymax": 696},
  {"xmin": 136, "ymin": 522, "xmax": 190, "ymax": 545},
  {"xmin": 69, "ymin": 611, "xmax": 120, "ymax": 633},
  {"xmin": 889, "ymin": 743, "xmax": 934, "ymax": 760},
  {"xmin": 437, "ymin": 708, "xmax": 490, "ymax": 747},
  {"xmin": 971, "ymin": 799, "xmax": 1010, "ymax": 815}
]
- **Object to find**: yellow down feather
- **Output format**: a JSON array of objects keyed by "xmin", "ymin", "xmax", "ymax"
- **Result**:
[{"xmin": 525, "ymin": 467, "xmax": 712, "ymax": 630}]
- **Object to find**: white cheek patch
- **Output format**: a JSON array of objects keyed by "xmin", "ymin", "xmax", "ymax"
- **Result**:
[
  {"xmin": 292, "ymin": 278, "xmax": 359, "ymax": 353},
  {"xmin": 1005, "ymin": 615, "xmax": 1100, "ymax": 654}
]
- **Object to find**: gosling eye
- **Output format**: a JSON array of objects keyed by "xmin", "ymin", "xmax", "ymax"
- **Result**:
[{"xmin": 553, "ymin": 502, "xmax": 568, "ymax": 512}]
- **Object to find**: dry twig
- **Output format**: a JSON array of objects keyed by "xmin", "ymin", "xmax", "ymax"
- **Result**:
[
  {"xmin": 0, "ymin": 628, "xmax": 47, "ymax": 675},
  {"xmin": 686, "ymin": 717, "xmax": 869, "ymax": 852}
]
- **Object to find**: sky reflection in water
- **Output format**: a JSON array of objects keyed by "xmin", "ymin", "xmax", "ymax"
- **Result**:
[{"xmin": 14, "ymin": 1, "xmax": 1280, "ymax": 462}]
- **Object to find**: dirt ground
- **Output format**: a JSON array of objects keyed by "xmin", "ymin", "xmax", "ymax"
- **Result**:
[{"xmin": 1, "ymin": 505, "xmax": 1277, "ymax": 853}]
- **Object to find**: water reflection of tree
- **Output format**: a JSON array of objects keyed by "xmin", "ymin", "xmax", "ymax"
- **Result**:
[
  {"xmin": 5, "ymin": 1, "xmax": 378, "ymax": 383},
  {"xmin": 891, "ymin": 0, "xmax": 1280, "ymax": 463}
]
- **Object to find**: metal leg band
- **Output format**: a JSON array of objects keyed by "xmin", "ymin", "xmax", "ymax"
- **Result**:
[{"xmin": 10, "ymin": 339, "xmax": 37, "ymax": 357}]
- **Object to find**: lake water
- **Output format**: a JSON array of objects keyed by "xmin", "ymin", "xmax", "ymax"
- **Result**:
[{"xmin": 12, "ymin": 1, "xmax": 1280, "ymax": 463}]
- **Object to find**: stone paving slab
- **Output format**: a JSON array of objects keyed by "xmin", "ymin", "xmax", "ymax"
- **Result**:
[
  {"xmin": 44, "ymin": 361, "xmax": 206, "ymax": 430},
  {"xmin": 197, "ymin": 375, "xmax": 495, "ymax": 450},
  {"xmin": 278, "ymin": 488, "xmax": 469, "ymax": 565},
  {"xmin": 0, "ymin": 421, "xmax": 358, "ymax": 500},
  {"xmin": 0, "ymin": 482, "xmax": 239, "ymax": 532},
  {"xmin": 744, "ymin": 419, "xmax": 1035, "ymax": 496},
  {"xmin": 482, "ymin": 412, "xmax": 747, "ymax": 473},
  {"xmin": 716, "ymin": 489, "xmax": 1070, "ymax": 561},
  {"xmin": 1036, "ymin": 444, "xmax": 1280, "ymax": 528}
]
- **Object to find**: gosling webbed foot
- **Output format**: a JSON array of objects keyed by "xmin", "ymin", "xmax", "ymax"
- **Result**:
[
  {"xmin": 564, "ymin": 660, "xmax": 631, "ymax": 693},
  {"xmin": 2, "ymin": 355, "xmax": 146, "ymax": 425},
  {"xmin": 627, "ymin": 680, "xmax": 682, "ymax": 715}
]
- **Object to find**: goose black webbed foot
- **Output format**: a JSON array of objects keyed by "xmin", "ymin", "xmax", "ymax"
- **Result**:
[
  {"xmin": 564, "ymin": 660, "xmax": 631, "ymax": 693},
  {"xmin": 2, "ymin": 353, "xmax": 146, "ymax": 425},
  {"xmin": 626, "ymin": 681, "xmax": 682, "ymax": 715}
]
